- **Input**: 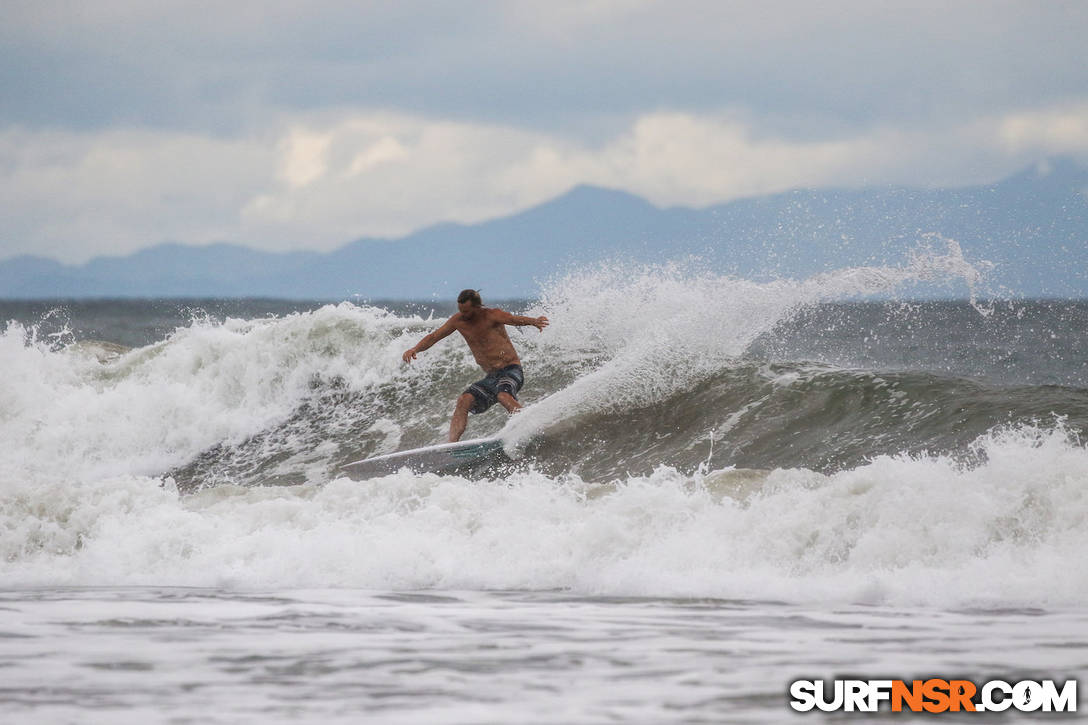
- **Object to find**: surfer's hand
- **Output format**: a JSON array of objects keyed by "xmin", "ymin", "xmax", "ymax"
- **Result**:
[
  {"xmin": 402, "ymin": 348, "xmax": 417, "ymax": 363},
  {"xmin": 533, "ymin": 316, "xmax": 549, "ymax": 331}
]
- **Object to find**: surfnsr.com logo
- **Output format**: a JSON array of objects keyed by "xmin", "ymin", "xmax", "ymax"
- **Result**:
[{"xmin": 789, "ymin": 679, "xmax": 1077, "ymax": 713}]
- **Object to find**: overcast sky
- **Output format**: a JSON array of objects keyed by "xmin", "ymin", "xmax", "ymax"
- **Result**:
[{"xmin": 2, "ymin": 0, "xmax": 1087, "ymax": 263}]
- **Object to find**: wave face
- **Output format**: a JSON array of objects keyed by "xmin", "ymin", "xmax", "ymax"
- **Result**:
[{"xmin": 2, "ymin": 250, "xmax": 1087, "ymax": 607}]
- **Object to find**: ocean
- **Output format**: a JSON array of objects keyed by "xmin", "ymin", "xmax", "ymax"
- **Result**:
[{"xmin": 2, "ymin": 253, "xmax": 1087, "ymax": 723}]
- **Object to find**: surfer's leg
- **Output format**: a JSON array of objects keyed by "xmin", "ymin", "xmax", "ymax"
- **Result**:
[
  {"xmin": 449, "ymin": 393, "xmax": 475, "ymax": 442},
  {"xmin": 495, "ymin": 366, "xmax": 523, "ymax": 414},
  {"xmin": 496, "ymin": 392, "xmax": 521, "ymax": 414}
]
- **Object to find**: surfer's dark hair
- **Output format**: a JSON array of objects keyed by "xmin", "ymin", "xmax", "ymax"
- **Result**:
[{"xmin": 457, "ymin": 289, "xmax": 482, "ymax": 306}]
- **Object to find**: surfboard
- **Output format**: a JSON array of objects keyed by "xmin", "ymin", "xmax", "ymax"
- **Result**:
[{"xmin": 341, "ymin": 437, "xmax": 508, "ymax": 479}]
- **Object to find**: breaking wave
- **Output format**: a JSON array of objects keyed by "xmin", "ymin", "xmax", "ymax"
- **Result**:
[{"xmin": 3, "ymin": 247, "xmax": 1087, "ymax": 607}]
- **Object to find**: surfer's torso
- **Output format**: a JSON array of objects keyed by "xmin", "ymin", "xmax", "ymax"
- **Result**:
[{"xmin": 453, "ymin": 307, "xmax": 522, "ymax": 372}]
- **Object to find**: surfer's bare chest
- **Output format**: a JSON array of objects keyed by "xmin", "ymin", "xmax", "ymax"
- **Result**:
[{"xmin": 455, "ymin": 313, "xmax": 517, "ymax": 368}]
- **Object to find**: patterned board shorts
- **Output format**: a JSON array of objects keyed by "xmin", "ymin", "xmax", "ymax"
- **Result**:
[{"xmin": 465, "ymin": 364, "xmax": 524, "ymax": 414}]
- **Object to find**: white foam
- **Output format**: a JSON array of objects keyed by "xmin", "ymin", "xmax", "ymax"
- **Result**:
[
  {"xmin": 0, "ymin": 303, "xmax": 432, "ymax": 482},
  {"xmin": 2, "ymin": 422, "xmax": 1085, "ymax": 608}
]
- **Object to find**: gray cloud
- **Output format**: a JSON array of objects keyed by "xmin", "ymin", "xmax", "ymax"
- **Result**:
[
  {"xmin": 3, "ymin": 1, "xmax": 1086, "ymax": 136},
  {"xmin": 4, "ymin": 103, "xmax": 1086, "ymax": 262}
]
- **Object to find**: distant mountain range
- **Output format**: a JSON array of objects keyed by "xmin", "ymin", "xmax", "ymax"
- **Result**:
[{"xmin": 3, "ymin": 157, "xmax": 1086, "ymax": 299}]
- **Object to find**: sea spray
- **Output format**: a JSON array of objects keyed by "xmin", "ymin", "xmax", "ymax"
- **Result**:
[{"xmin": 502, "ymin": 242, "xmax": 991, "ymax": 448}]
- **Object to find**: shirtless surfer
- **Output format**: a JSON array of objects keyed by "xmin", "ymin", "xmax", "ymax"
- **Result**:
[{"xmin": 402, "ymin": 289, "xmax": 549, "ymax": 442}]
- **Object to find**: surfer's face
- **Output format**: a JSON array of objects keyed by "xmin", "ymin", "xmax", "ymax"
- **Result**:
[{"xmin": 458, "ymin": 301, "xmax": 480, "ymax": 319}]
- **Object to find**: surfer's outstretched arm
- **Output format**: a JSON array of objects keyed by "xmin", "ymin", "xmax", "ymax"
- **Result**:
[
  {"xmin": 403, "ymin": 315, "xmax": 459, "ymax": 363},
  {"xmin": 492, "ymin": 309, "xmax": 549, "ymax": 331}
]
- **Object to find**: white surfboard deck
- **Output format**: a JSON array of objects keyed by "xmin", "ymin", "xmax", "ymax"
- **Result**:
[{"xmin": 341, "ymin": 437, "xmax": 507, "ymax": 479}]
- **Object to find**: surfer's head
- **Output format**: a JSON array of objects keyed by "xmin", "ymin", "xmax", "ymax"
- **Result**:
[
  {"xmin": 458, "ymin": 289, "xmax": 482, "ymax": 307},
  {"xmin": 457, "ymin": 289, "xmax": 483, "ymax": 318}
]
